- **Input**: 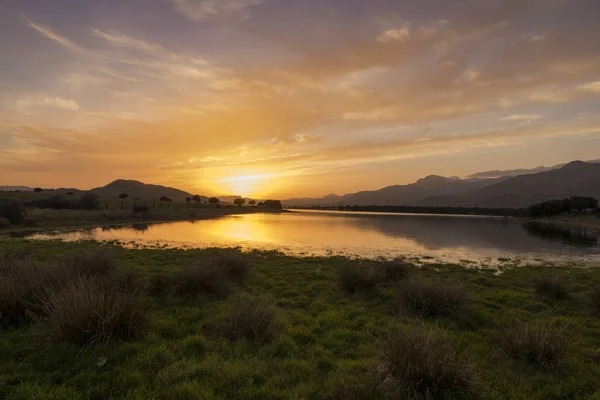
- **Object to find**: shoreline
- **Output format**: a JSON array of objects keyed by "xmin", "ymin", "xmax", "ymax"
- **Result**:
[
  {"xmin": 1, "ymin": 207, "xmax": 285, "ymax": 234},
  {"xmin": 523, "ymin": 216, "xmax": 600, "ymax": 230}
]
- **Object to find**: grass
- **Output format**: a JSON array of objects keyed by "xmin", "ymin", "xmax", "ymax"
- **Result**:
[
  {"xmin": 397, "ymin": 280, "xmax": 469, "ymax": 318},
  {"xmin": 379, "ymin": 325, "xmax": 482, "ymax": 399},
  {"xmin": 213, "ymin": 295, "xmax": 278, "ymax": 341},
  {"xmin": 498, "ymin": 318, "xmax": 569, "ymax": 371},
  {"xmin": 534, "ymin": 275, "xmax": 569, "ymax": 301},
  {"xmin": 0, "ymin": 238, "xmax": 600, "ymax": 399},
  {"xmin": 590, "ymin": 286, "xmax": 600, "ymax": 316},
  {"xmin": 39, "ymin": 276, "xmax": 147, "ymax": 344}
]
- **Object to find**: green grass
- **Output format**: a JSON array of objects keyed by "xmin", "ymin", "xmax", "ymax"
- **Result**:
[{"xmin": 0, "ymin": 238, "xmax": 600, "ymax": 399}]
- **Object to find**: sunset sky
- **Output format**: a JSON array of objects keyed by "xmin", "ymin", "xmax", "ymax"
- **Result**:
[{"xmin": 1, "ymin": 0, "xmax": 600, "ymax": 198}]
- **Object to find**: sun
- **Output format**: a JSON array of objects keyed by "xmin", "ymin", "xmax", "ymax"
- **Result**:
[{"xmin": 218, "ymin": 173, "xmax": 275, "ymax": 198}]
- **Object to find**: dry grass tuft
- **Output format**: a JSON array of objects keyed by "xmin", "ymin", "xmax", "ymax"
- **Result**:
[
  {"xmin": 39, "ymin": 276, "xmax": 147, "ymax": 344},
  {"xmin": 214, "ymin": 295, "xmax": 278, "ymax": 341},
  {"xmin": 338, "ymin": 262, "xmax": 382, "ymax": 293},
  {"xmin": 498, "ymin": 318, "xmax": 569, "ymax": 371},
  {"xmin": 397, "ymin": 280, "xmax": 468, "ymax": 318},
  {"xmin": 533, "ymin": 275, "xmax": 569, "ymax": 301},
  {"xmin": 379, "ymin": 325, "xmax": 482, "ymax": 399}
]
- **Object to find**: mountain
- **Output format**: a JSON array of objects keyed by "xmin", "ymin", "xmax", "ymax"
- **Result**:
[
  {"xmin": 419, "ymin": 161, "xmax": 600, "ymax": 208},
  {"xmin": 91, "ymin": 180, "xmax": 194, "ymax": 202},
  {"xmin": 283, "ymin": 175, "xmax": 501, "ymax": 207},
  {"xmin": 283, "ymin": 161, "xmax": 600, "ymax": 209},
  {"xmin": 0, "ymin": 186, "xmax": 33, "ymax": 192},
  {"xmin": 467, "ymin": 159, "xmax": 600, "ymax": 179}
]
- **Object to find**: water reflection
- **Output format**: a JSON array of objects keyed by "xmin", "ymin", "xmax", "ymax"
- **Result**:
[
  {"xmin": 522, "ymin": 221, "xmax": 598, "ymax": 247},
  {"xmin": 26, "ymin": 210, "xmax": 600, "ymax": 264}
]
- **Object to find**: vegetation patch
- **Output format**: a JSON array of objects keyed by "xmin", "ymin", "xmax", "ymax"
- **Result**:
[
  {"xmin": 213, "ymin": 295, "xmax": 278, "ymax": 341},
  {"xmin": 337, "ymin": 261, "xmax": 382, "ymax": 293},
  {"xmin": 39, "ymin": 276, "xmax": 147, "ymax": 344},
  {"xmin": 533, "ymin": 275, "xmax": 569, "ymax": 300},
  {"xmin": 498, "ymin": 318, "xmax": 569, "ymax": 371},
  {"xmin": 379, "ymin": 325, "xmax": 482, "ymax": 399},
  {"xmin": 397, "ymin": 280, "xmax": 469, "ymax": 318},
  {"xmin": 1, "ymin": 240, "xmax": 600, "ymax": 399},
  {"xmin": 590, "ymin": 286, "xmax": 600, "ymax": 316},
  {"xmin": 0, "ymin": 257, "xmax": 52, "ymax": 327},
  {"xmin": 378, "ymin": 257, "xmax": 412, "ymax": 283}
]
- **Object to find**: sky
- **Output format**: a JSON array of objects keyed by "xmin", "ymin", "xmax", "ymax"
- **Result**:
[{"xmin": 1, "ymin": 0, "xmax": 600, "ymax": 198}]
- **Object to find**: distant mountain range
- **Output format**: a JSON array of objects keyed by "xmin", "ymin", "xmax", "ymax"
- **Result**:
[
  {"xmin": 3, "ymin": 160, "xmax": 600, "ymax": 209},
  {"xmin": 283, "ymin": 160, "xmax": 600, "ymax": 209}
]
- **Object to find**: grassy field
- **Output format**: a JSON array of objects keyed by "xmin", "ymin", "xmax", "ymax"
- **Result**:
[{"xmin": 1, "ymin": 238, "xmax": 600, "ymax": 399}]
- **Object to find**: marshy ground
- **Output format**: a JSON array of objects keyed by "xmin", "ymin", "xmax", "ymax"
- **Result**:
[{"xmin": 1, "ymin": 238, "xmax": 600, "ymax": 399}]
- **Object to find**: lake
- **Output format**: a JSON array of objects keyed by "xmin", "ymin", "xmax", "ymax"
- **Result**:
[{"xmin": 26, "ymin": 210, "xmax": 600, "ymax": 265}]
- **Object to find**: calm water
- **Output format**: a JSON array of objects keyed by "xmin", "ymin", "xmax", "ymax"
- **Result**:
[{"xmin": 28, "ymin": 210, "xmax": 600, "ymax": 265}]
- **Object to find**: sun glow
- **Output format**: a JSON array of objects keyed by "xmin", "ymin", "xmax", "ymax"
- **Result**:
[{"xmin": 216, "ymin": 173, "xmax": 278, "ymax": 197}]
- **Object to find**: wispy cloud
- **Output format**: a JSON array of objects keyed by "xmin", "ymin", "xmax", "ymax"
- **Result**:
[
  {"xmin": 501, "ymin": 114, "xmax": 544, "ymax": 122},
  {"xmin": 25, "ymin": 19, "xmax": 82, "ymax": 52},
  {"xmin": 90, "ymin": 29, "xmax": 164, "ymax": 52},
  {"xmin": 170, "ymin": 0, "xmax": 264, "ymax": 21},
  {"xmin": 16, "ymin": 96, "xmax": 80, "ymax": 112},
  {"xmin": 578, "ymin": 81, "xmax": 600, "ymax": 93}
]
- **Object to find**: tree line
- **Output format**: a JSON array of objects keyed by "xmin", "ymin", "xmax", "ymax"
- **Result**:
[{"xmin": 527, "ymin": 196, "xmax": 598, "ymax": 217}]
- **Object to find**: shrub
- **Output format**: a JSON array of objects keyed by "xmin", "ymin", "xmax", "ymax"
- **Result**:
[
  {"xmin": 0, "ymin": 217, "xmax": 11, "ymax": 229},
  {"xmin": 397, "ymin": 281, "xmax": 468, "ymax": 318},
  {"xmin": 205, "ymin": 252, "xmax": 251, "ymax": 282},
  {"xmin": 214, "ymin": 296, "xmax": 278, "ymax": 341},
  {"xmin": 379, "ymin": 325, "xmax": 481, "ymax": 399},
  {"xmin": 338, "ymin": 262, "xmax": 382, "ymax": 293},
  {"xmin": 590, "ymin": 287, "xmax": 600, "ymax": 316},
  {"xmin": 173, "ymin": 263, "xmax": 233, "ymax": 298},
  {"xmin": 533, "ymin": 276, "xmax": 569, "ymax": 301},
  {"xmin": 0, "ymin": 199, "xmax": 26, "ymax": 224},
  {"xmin": 148, "ymin": 273, "xmax": 176, "ymax": 297},
  {"xmin": 378, "ymin": 258, "xmax": 411, "ymax": 283},
  {"xmin": 64, "ymin": 251, "xmax": 118, "ymax": 279},
  {"xmin": 39, "ymin": 277, "xmax": 147, "ymax": 344},
  {"xmin": 79, "ymin": 193, "xmax": 100, "ymax": 210},
  {"xmin": 498, "ymin": 318, "xmax": 568, "ymax": 370},
  {"xmin": 0, "ymin": 258, "xmax": 54, "ymax": 327},
  {"xmin": 133, "ymin": 204, "xmax": 150, "ymax": 213}
]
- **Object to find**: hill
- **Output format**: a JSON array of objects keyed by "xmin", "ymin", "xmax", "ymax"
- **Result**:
[
  {"xmin": 0, "ymin": 186, "xmax": 34, "ymax": 192},
  {"xmin": 284, "ymin": 161, "xmax": 600, "ymax": 209},
  {"xmin": 91, "ymin": 180, "xmax": 195, "ymax": 202},
  {"xmin": 419, "ymin": 161, "xmax": 600, "ymax": 208},
  {"xmin": 283, "ymin": 175, "xmax": 502, "ymax": 207}
]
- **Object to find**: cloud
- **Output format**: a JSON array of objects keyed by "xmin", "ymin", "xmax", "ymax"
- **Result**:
[
  {"xmin": 377, "ymin": 25, "xmax": 411, "ymax": 42},
  {"xmin": 90, "ymin": 29, "xmax": 164, "ymax": 52},
  {"xmin": 578, "ymin": 81, "xmax": 600, "ymax": 93},
  {"xmin": 16, "ymin": 96, "xmax": 80, "ymax": 112},
  {"xmin": 501, "ymin": 114, "xmax": 544, "ymax": 122},
  {"xmin": 170, "ymin": 0, "xmax": 264, "ymax": 21},
  {"xmin": 26, "ymin": 20, "xmax": 82, "ymax": 52}
]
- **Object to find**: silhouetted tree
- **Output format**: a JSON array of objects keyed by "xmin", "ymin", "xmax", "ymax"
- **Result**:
[
  {"xmin": 234, "ymin": 198, "xmax": 246, "ymax": 207},
  {"xmin": 249, "ymin": 200, "xmax": 256, "ymax": 207},
  {"xmin": 79, "ymin": 193, "xmax": 100, "ymax": 210},
  {"xmin": 119, "ymin": 193, "xmax": 129, "ymax": 199},
  {"xmin": 65, "ymin": 191, "xmax": 74, "ymax": 196},
  {"xmin": 0, "ymin": 199, "xmax": 26, "ymax": 224},
  {"xmin": 257, "ymin": 202, "xmax": 264, "ymax": 207},
  {"xmin": 192, "ymin": 195, "xmax": 202, "ymax": 205},
  {"xmin": 33, "ymin": 188, "xmax": 42, "ymax": 193},
  {"xmin": 209, "ymin": 197, "xmax": 220, "ymax": 205},
  {"xmin": 185, "ymin": 197, "xmax": 192, "ymax": 204},
  {"xmin": 263, "ymin": 200, "xmax": 283, "ymax": 210},
  {"xmin": 160, "ymin": 196, "xmax": 172, "ymax": 202}
]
